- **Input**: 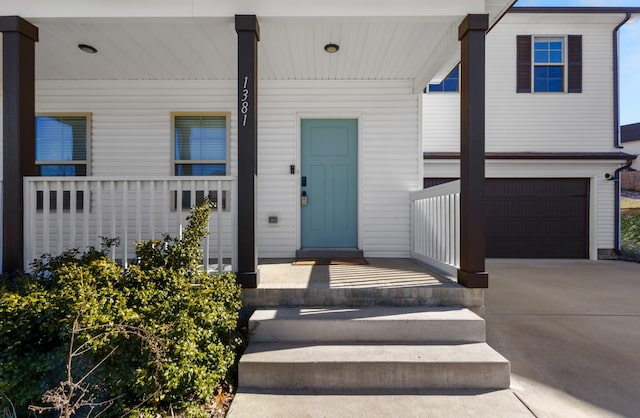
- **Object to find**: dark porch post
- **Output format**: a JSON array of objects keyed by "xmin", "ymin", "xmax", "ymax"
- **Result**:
[
  {"xmin": 457, "ymin": 14, "xmax": 489, "ymax": 288},
  {"xmin": 0, "ymin": 16, "xmax": 38, "ymax": 273},
  {"xmin": 235, "ymin": 15, "xmax": 260, "ymax": 288}
]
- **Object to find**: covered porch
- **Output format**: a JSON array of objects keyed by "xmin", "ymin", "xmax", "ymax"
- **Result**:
[{"xmin": 1, "ymin": 0, "xmax": 516, "ymax": 292}]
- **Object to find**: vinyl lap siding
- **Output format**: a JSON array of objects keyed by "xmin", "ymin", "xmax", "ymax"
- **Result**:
[
  {"xmin": 34, "ymin": 79, "xmax": 419, "ymax": 258},
  {"xmin": 423, "ymin": 17, "xmax": 618, "ymax": 154},
  {"xmin": 258, "ymin": 80, "xmax": 419, "ymax": 258},
  {"xmin": 36, "ymin": 80, "xmax": 238, "ymax": 177},
  {"xmin": 422, "ymin": 93, "xmax": 459, "ymax": 153},
  {"xmin": 486, "ymin": 20, "xmax": 615, "ymax": 153}
]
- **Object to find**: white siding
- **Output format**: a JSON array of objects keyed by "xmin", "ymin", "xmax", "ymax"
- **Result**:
[
  {"xmin": 34, "ymin": 79, "xmax": 420, "ymax": 259},
  {"xmin": 36, "ymin": 80, "xmax": 238, "ymax": 177},
  {"xmin": 257, "ymin": 80, "xmax": 420, "ymax": 258},
  {"xmin": 422, "ymin": 93, "xmax": 459, "ymax": 153},
  {"xmin": 422, "ymin": 159, "xmax": 619, "ymax": 256},
  {"xmin": 486, "ymin": 20, "xmax": 616, "ymax": 152},
  {"xmin": 423, "ymin": 14, "xmax": 621, "ymax": 154}
]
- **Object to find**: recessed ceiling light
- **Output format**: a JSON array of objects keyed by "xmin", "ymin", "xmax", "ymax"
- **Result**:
[
  {"xmin": 78, "ymin": 44, "xmax": 98, "ymax": 54},
  {"xmin": 324, "ymin": 43, "xmax": 339, "ymax": 53}
]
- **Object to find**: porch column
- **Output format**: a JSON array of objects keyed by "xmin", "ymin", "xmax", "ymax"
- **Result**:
[
  {"xmin": 457, "ymin": 14, "xmax": 488, "ymax": 288},
  {"xmin": 235, "ymin": 15, "xmax": 260, "ymax": 288},
  {"xmin": 0, "ymin": 16, "xmax": 38, "ymax": 273}
]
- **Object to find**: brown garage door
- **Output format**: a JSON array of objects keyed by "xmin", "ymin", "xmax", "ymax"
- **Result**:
[{"xmin": 486, "ymin": 178, "xmax": 589, "ymax": 259}]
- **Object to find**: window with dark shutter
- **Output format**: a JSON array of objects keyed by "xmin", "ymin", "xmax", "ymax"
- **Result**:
[
  {"xmin": 516, "ymin": 35, "xmax": 532, "ymax": 93},
  {"xmin": 567, "ymin": 35, "xmax": 582, "ymax": 93}
]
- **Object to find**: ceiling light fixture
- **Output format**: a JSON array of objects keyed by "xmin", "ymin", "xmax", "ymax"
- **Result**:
[
  {"xmin": 324, "ymin": 43, "xmax": 339, "ymax": 53},
  {"xmin": 78, "ymin": 44, "xmax": 98, "ymax": 54}
]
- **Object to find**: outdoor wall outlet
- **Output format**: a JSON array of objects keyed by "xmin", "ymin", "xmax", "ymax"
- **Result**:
[{"xmin": 268, "ymin": 216, "xmax": 278, "ymax": 224}]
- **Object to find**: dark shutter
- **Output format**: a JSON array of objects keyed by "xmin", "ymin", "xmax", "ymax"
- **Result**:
[
  {"xmin": 516, "ymin": 35, "xmax": 532, "ymax": 93},
  {"xmin": 567, "ymin": 35, "xmax": 582, "ymax": 93}
]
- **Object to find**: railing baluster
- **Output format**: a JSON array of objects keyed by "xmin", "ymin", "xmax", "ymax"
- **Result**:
[
  {"xmin": 122, "ymin": 181, "xmax": 129, "ymax": 267},
  {"xmin": 217, "ymin": 180, "xmax": 223, "ymax": 273},
  {"xmin": 69, "ymin": 181, "xmax": 77, "ymax": 250},
  {"xmin": 136, "ymin": 180, "xmax": 142, "ymax": 244},
  {"xmin": 83, "ymin": 180, "xmax": 90, "ymax": 250},
  {"xmin": 24, "ymin": 176, "xmax": 236, "ymax": 274},
  {"xmin": 56, "ymin": 180, "xmax": 63, "ymax": 255},
  {"xmin": 110, "ymin": 181, "xmax": 116, "ymax": 261},
  {"xmin": 162, "ymin": 180, "xmax": 169, "ymax": 235},
  {"xmin": 202, "ymin": 180, "xmax": 210, "ymax": 271},
  {"xmin": 409, "ymin": 180, "xmax": 461, "ymax": 277},
  {"xmin": 149, "ymin": 181, "xmax": 155, "ymax": 239}
]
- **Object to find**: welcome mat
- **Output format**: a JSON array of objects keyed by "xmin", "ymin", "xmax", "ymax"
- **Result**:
[{"xmin": 292, "ymin": 258, "xmax": 368, "ymax": 266}]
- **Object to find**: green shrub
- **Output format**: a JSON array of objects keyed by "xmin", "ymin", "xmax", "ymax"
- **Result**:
[
  {"xmin": 621, "ymin": 212, "xmax": 640, "ymax": 257},
  {"xmin": 0, "ymin": 201, "xmax": 242, "ymax": 417}
]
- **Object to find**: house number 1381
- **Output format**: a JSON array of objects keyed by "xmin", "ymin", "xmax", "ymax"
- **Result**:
[{"xmin": 241, "ymin": 76, "xmax": 249, "ymax": 127}]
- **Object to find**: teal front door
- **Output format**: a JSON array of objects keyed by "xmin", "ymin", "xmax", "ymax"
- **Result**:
[{"xmin": 301, "ymin": 119, "xmax": 358, "ymax": 248}]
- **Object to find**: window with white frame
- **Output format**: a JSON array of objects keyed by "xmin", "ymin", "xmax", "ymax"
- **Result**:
[
  {"xmin": 516, "ymin": 35, "xmax": 582, "ymax": 94},
  {"xmin": 173, "ymin": 113, "xmax": 229, "ymax": 176},
  {"xmin": 36, "ymin": 114, "xmax": 90, "ymax": 176},
  {"xmin": 533, "ymin": 37, "xmax": 564, "ymax": 92},
  {"xmin": 35, "ymin": 113, "xmax": 90, "ymax": 211},
  {"xmin": 172, "ymin": 113, "xmax": 230, "ymax": 210}
]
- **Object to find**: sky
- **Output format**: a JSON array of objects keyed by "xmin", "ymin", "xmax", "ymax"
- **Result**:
[{"xmin": 514, "ymin": 0, "xmax": 640, "ymax": 125}]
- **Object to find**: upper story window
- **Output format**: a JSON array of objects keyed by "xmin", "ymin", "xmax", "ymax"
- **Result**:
[
  {"xmin": 533, "ymin": 37, "xmax": 564, "ymax": 92},
  {"xmin": 36, "ymin": 113, "xmax": 90, "ymax": 176},
  {"xmin": 517, "ymin": 35, "xmax": 582, "ymax": 94},
  {"xmin": 427, "ymin": 66, "xmax": 459, "ymax": 93},
  {"xmin": 172, "ymin": 113, "xmax": 229, "ymax": 176}
]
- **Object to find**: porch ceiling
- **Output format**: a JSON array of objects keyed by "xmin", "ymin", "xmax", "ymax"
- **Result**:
[{"xmin": 1, "ymin": 0, "xmax": 515, "ymax": 92}]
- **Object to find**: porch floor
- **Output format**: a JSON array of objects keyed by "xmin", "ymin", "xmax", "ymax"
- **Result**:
[{"xmin": 242, "ymin": 258, "xmax": 483, "ymax": 308}]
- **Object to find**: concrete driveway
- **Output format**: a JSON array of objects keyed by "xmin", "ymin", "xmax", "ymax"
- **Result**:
[{"xmin": 483, "ymin": 259, "xmax": 640, "ymax": 418}]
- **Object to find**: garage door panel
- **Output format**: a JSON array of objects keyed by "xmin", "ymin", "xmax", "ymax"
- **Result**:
[{"xmin": 486, "ymin": 178, "xmax": 589, "ymax": 259}]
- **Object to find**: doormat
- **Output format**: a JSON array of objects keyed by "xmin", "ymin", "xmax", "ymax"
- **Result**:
[{"xmin": 292, "ymin": 258, "xmax": 369, "ymax": 266}]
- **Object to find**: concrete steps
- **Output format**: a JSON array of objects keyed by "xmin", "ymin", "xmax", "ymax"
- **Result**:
[
  {"xmin": 238, "ymin": 307, "xmax": 510, "ymax": 394},
  {"xmin": 240, "ymin": 342, "xmax": 510, "ymax": 391},
  {"xmin": 248, "ymin": 306, "xmax": 486, "ymax": 343}
]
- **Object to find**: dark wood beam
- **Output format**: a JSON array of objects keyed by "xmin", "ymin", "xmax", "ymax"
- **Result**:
[
  {"xmin": 1, "ymin": 16, "xmax": 38, "ymax": 273},
  {"xmin": 457, "ymin": 14, "xmax": 489, "ymax": 288},
  {"xmin": 235, "ymin": 15, "xmax": 260, "ymax": 288}
]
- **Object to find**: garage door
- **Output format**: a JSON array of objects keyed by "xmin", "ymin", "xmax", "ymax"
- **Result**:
[{"xmin": 486, "ymin": 178, "xmax": 589, "ymax": 259}]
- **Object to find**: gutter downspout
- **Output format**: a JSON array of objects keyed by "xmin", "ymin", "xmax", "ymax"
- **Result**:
[
  {"xmin": 611, "ymin": 12, "xmax": 633, "ymax": 257},
  {"xmin": 609, "ymin": 157, "xmax": 635, "ymax": 255},
  {"xmin": 613, "ymin": 12, "xmax": 631, "ymax": 149}
]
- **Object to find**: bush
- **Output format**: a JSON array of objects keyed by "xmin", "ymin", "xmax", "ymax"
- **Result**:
[
  {"xmin": 0, "ymin": 201, "xmax": 242, "ymax": 417},
  {"xmin": 621, "ymin": 211, "xmax": 640, "ymax": 259}
]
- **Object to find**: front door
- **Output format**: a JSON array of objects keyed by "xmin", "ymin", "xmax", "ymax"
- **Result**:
[{"xmin": 301, "ymin": 119, "xmax": 358, "ymax": 248}]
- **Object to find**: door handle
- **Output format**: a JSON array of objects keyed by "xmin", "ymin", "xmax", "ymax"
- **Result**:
[{"xmin": 301, "ymin": 191, "xmax": 308, "ymax": 206}]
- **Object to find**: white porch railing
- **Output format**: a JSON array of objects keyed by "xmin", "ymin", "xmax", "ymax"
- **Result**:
[
  {"xmin": 410, "ymin": 180, "xmax": 460, "ymax": 277},
  {"xmin": 23, "ymin": 176, "xmax": 236, "ymax": 273}
]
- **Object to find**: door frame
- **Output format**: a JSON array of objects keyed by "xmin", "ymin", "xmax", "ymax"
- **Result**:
[{"xmin": 295, "ymin": 113, "xmax": 364, "ymax": 251}]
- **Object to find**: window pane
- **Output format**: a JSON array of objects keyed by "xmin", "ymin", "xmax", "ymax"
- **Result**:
[
  {"xmin": 534, "ymin": 37, "xmax": 563, "ymax": 64},
  {"xmin": 38, "ymin": 164, "xmax": 87, "ymax": 176},
  {"xmin": 534, "ymin": 50, "xmax": 548, "ymax": 63},
  {"xmin": 175, "ymin": 116, "xmax": 226, "ymax": 161},
  {"xmin": 36, "ymin": 116, "xmax": 87, "ymax": 161},
  {"xmin": 428, "ymin": 66, "xmax": 459, "ymax": 92},
  {"xmin": 534, "ymin": 66, "xmax": 563, "ymax": 92},
  {"xmin": 549, "ymin": 51, "xmax": 563, "ymax": 63},
  {"xmin": 175, "ymin": 164, "xmax": 226, "ymax": 176}
]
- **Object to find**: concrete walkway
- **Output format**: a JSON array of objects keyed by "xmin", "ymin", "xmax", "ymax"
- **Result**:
[{"xmin": 483, "ymin": 259, "xmax": 640, "ymax": 418}]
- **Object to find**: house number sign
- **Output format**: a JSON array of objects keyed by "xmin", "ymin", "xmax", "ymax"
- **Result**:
[{"xmin": 240, "ymin": 76, "xmax": 250, "ymax": 127}]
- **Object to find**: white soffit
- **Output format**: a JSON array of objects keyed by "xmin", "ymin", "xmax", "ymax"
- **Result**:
[
  {"xmin": 0, "ymin": 0, "xmax": 516, "ymax": 91},
  {"xmin": 0, "ymin": 0, "xmax": 485, "ymax": 18}
]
